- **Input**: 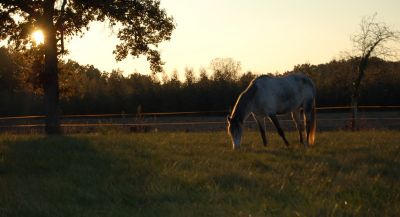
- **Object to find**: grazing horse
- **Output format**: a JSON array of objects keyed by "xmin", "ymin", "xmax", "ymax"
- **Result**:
[{"xmin": 227, "ymin": 73, "xmax": 316, "ymax": 150}]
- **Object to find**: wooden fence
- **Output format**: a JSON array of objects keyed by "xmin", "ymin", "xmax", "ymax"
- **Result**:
[{"xmin": 0, "ymin": 106, "xmax": 399, "ymax": 133}]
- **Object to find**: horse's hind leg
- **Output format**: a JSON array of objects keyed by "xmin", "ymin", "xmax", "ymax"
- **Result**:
[
  {"xmin": 269, "ymin": 115, "xmax": 290, "ymax": 146},
  {"xmin": 304, "ymin": 100, "xmax": 314, "ymax": 146},
  {"xmin": 253, "ymin": 114, "xmax": 267, "ymax": 146},
  {"xmin": 291, "ymin": 110, "xmax": 306, "ymax": 147}
]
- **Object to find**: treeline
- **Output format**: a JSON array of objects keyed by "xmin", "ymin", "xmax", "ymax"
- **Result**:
[
  {"xmin": 295, "ymin": 58, "xmax": 400, "ymax": 106},
  {"xmin": 0, "ymin": 47, "xmax": 399, "ymax": 115}
]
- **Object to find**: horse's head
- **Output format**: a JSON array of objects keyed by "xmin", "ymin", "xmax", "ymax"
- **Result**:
[{"xmin": 227, "ymin": 116, "xmax": 243, "ymax": 150}]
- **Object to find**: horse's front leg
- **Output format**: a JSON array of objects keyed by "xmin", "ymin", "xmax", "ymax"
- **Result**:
[
  {"xmin": 269, "ymin": 114, "xmax": 290, "ymax": 147},
  {"xmin": 252, "ymin": 114, "xmax": 267, "ymax": 146}
]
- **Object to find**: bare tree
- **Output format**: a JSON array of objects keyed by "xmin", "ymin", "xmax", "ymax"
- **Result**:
[
  {"xmin": 210, "ymin": 58, "xmax": 241, "ymax": 82},
  {"xmin": 350, "ymin": 13, "xmax": 400, "ymax": 131}
]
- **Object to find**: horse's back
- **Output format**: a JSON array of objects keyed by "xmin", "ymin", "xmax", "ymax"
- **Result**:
[
  {"xmin": 253, "ymin": 73, "xmax": 315, "ymax": 97},
  {"xmin": 251, "ymin": 73, "xmax": 315, "ymax": 114}
]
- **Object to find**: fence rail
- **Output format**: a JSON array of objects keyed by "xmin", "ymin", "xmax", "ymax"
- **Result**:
[
  {"xmin": 0, "ymin": 105, "xmax": 399, "ymax": 121},
  {"xmin": 0, "ymin": 105, "xmax": 399, "ymax": 132}
]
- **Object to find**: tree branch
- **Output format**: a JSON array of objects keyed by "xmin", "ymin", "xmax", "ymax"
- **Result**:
[
  {"xmin": 56, "ymin": 0, "xmax": 68, "ymax": 54},
  {"xmin": 55, "ymin": 0, "xmax": 67, "ymax": 28},
  {"xmin": 1, "ymin": 1, "xmax": 40, "ymax": 18}
]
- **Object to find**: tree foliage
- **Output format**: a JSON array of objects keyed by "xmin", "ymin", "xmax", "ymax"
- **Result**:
[
  {"xmin": 0, "ymin": 0, "xmax": 175, "ymax": 133},
  {"xmin": 0, "ymin": 0, "xmax": 175, "ymax": 70}
]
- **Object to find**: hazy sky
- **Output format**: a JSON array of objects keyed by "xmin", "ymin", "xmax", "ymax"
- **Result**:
[{"xmin": 65, "ymin": 0, "xmax": 400, "ymax": 77}]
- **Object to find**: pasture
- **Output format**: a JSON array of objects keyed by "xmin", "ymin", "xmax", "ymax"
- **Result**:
[{"xmin": 0, "ymin": 130, "xmax": 399, "ymax": 216}]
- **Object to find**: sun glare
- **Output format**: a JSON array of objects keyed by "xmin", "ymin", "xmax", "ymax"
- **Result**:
[{"xmin": 32, "ymin": 30, "xmax": 44, "ymax": 45}]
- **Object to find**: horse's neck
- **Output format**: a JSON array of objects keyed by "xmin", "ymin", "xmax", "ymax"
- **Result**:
[
  {"xmin": 232, "ymin": 98, "xmax": 253, "ymax": 123},
  {"xmin": 232, "ymin": 83, "xmax": 258, "ymax": 123}
]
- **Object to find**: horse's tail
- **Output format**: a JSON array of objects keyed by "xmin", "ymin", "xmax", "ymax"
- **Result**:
[{"xmin": 308, "ymin": 99, "xmax": 316, "ymax": 145}]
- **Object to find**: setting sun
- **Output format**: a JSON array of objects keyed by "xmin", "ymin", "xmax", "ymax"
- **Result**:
[{"xmin": 32, "ymin": 30, "xmax": 44, "ymax": 45}]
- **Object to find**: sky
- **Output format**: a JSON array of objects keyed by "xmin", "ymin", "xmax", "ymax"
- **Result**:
[{"xmin": 65, "ymin": 0, "xmax": 400, "ymax": 78}]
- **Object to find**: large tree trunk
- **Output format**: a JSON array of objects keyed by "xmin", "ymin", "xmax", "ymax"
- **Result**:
[{"xmin": 42, "ymin": 0, "xmax": 61, "ymax": 134}]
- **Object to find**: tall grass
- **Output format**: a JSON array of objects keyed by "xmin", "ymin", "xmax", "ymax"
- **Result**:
[{"xmin": 0, "ymin": 130, "xmax": 399, "ymax": 216}]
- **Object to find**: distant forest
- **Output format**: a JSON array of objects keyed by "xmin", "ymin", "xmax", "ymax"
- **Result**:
[{"xmin": 1, "ymin": 47, "xmax": 400, "ymax": 116}]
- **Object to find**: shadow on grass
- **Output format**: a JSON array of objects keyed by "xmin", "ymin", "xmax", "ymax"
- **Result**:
[
  {"xmin": 1, "ymin": 135, "xmax": 243, "ymax": 217},
  {"xmin": 0, "ymin": 136, "xmax": 158, "ymax": 217}
]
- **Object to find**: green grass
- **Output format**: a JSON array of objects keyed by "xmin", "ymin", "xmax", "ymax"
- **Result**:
[{"xmin": 0, "ymin": 130, "xmax": 399, "ymax": 217}]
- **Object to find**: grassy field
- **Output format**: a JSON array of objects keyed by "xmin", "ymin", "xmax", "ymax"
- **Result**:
[{"xmin": 0, "ymin": 130, "xmax": 399, "ymax": 217}]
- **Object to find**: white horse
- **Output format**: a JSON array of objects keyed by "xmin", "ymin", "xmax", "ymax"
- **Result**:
[{"xmin": 227, "ymin": 73, "xmax": 316, "ymax": 150}]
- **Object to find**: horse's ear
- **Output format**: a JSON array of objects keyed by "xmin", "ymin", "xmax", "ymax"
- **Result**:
[{"xmin": 226, "ymin": 115, "xmax": 231, "ymax": 122}]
